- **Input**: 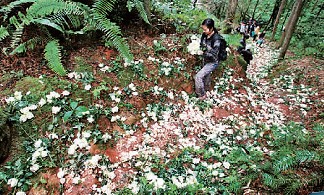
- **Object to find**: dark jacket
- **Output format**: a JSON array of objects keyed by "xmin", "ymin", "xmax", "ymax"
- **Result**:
[{"xmin": 200, "ymin": 32, "xmax": 221, "ymax": 64}]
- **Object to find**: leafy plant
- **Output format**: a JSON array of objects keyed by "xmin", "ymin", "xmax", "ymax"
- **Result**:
[{"xmin": 0, "ymin": 0, "xmax": 135, "ymax": 76}]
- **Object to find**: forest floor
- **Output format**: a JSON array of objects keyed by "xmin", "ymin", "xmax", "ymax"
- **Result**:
[{"xmin": 0, "ymin": 27, "xmax": 324, "ymax": 194}]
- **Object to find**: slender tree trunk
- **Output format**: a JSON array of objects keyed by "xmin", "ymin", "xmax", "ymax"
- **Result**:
[
  {"xmin": 275, "ymin": 1, "xmax": 296, "ymax": 49},
  {"xmin": 226, "ymin": 0, "xmax": 238, "ymax": 21},
  {"xmin": 278, "ymin": 0, "xmax": 305, "ymax": 59},
  {"xmin": 264, "ymin": 0, "xmax": 280, "ymax": 31},
  {"xmin": 271, "ymin": 0, "xmax": 287, "ymax": 41},
  {"xmin": 252, "ymin": 0, "xmax": 260, "ymax": 19}
]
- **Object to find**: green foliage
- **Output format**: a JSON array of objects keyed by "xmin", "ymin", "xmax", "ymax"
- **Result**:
[
  {"xmin": 44, "ymin": 40, "xmax": 66, "ymax": 76},
  {"xmin": 152, "ymin": 0, "xmax": 219, "ymax": 33},
  {"xmin": 127, "ymin": 0, "xmax": 150, "ymax": 24},
  {"xmin": 0, "ymin": 26, "xmax": 9, "ymax": 41},
  {"xmin": 1, "ymin": 0, "xmax": 135, "ymax": 75}
]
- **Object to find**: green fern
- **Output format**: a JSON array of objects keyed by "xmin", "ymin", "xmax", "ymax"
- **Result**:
[
  {"xmin": 10, "ymin": 26, "xmax": 24, "ymax": 48},
  {"xmin": 274, "ymin": 154, "xmax": 296, "ymax": 173},
  {"xmin": 92, "ymin": 0, "xmax": 133, "ymax": 61},
  {"xmin": 0, "ymin": 0, "xmax": 36, "ymax": 20},
  {"xmin": 127, "ymin": 0, "xmax": 150, "ymax": 24},
  {"xmin": 44, "ymin": 40, "xmax": 66, "ymax": 76},
  {"xmin": 10, "ymin": 37, "xmax": 43, "ymax": 55},
  {"xmin": 0, "ymin": 26, "xmax": 9, "ymax": 41}
]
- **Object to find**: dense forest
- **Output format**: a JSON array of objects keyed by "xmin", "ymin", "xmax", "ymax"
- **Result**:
[{"xmin": 0, "ymin": 0, "xmax": 323, "ymax": 194}]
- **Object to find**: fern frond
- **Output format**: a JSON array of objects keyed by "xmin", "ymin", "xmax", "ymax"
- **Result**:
[
  {"xmin": 274, "ymin": 155, "xmax": 296, "ymax": 173},
  {"xmin": 92, "ymin": 0, "xmax": 117, "ymax": 16},
  {"xmin": 0, "ymin": 26, "xmax": 9, "ymax": 41},
  {"xmin": 44, "ymin": 40, "xmax": 66, "ymax": 76},
  {"xmin": 10, "ymin": 37, "xmax": 43, "ymax": 55},
  {"xmin": 26, "ymin": 0, "xmax": 84, "ymax": 19},
  {"xmin": 10, "ymin": 26, "xmax": 24, "ymax": 48},
  {"xmin": 127, "ymin": 0, "xmax": 150, "ymax": 24},
  {"xmin": 0, "ymin": 0, "xmax": 36, "ymax": 17},
  {"xmin": 96, "ymin": 19, "xmax": 133, "ymax": 62},
  {"xmin": 295, "ymin": 150, "xmax": 316, "ymax": 163}
]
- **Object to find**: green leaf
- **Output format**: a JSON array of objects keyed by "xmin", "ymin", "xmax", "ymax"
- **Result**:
[
  {"xmin": 70, "ymin": 101, "xmax": 78, "ymax": 109},
  {"xmin": 63, "ymin": 111, "xmax": 73, "ymax": 122},
  {"xmin": 75, "ymin": 106, "xmax": 88, "ymax": 117},
  {"xmin": 44, "ymin": 40, "xmax": 66, "ymax": 76},
  {"xmin": 33, "ymin": 18, "xmax": 64, "ymax": 33}
]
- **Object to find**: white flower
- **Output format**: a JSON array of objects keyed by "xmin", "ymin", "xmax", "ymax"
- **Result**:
[
  {"xmin": 129, "ymin": 83, "xmax": 136, "ymax": 91},
  {"xmin": 28, "ymin": 104, "xmax": 37, "ymax": 110},
  {"xmin": 72, "ymin": 176, "xmax": 81, "ymax": 184},
  {"xmin": 62, "ymin": 90, "xmax": 70, "ymax": 96},
  {"xmin": 85, "ymin": 84, "xmax": 91, "ymax": 90},
  {"xmin": 38, "ymin": 98, "xmax": 46, "ymax": 107},
  {"xmin": 167, "ymin": 92, "xmax": 174, "ymax": 100},
  {"xmin": 16, "ymin": 192, "xmax": 26, "ymax": 195},
  {"xmin": 34, "ymin": 139, "xmax": 42, "ymax": 148},
  {"xmin": 223, "ymin": 161, "xmax": 230, "ymax": 169},
  {"xmin": 111, "ymin": 106, "xmax": 119, "ymax": 113},
  {"xmin": 98, "ymin": 63, "xmax": 105, "ymax": 68},
  {"xmin": 102, "ymin": 133, "xmax": 111, "ymax": 142},
  {"xmin": 57, "ymin": 168, "xmax": 65, "ymax": 178},
  {"xmin": 60, "ymin": 178, "xmax": 66, "ymax": 184},
  {"xmin": 107, "ymin": 171, "xmax": 116, "ymax": 179},
  {"xmin": 192, "ymin": 158, "xmax": 200, "ymax": 164},
  {"xmin": 7, "ymin": 178, "xmax": 18, "ymax": 187},
  {"xmin": 132, "ymin": 92, "xmax": 138, "ymax": 96},
  {"xmin": 49, "ymin": 133, "xmax": 58, "ymax": 139},
  {"xmin": 154, "ymin": 178, "xmax": 165, "ymax": 189},
  {"xmin": 52, "ymin": 106, "xmax": 61, "ymax": 114},
  {"xmin": 68, "ymin": 144, "xmax": 78, "ymax": 155},
  {"xmin": 82, "ymin": 131, "xmax": 91, "ymax": 139},
  {"xmin": 101, "ymin": 185, "xmax": 112, "ymax": 194},
  {"xmin": 14, "ymin": 91, "xmax": 22, "ymax": 101},
  {"xmin": 5, "ymin": 97, "xmax": 15, "ymax": 104},
  {"xmin": 128, "ymin": 180, "xmax": 140, "ymax": 194},
  {"xmin": 87, "ymin": 115, "xmax": 95, "ymax": 123},
  {"xmin": 30, "ymin": 164, "xmax": 40, "ymax": 172},
  {"xmin": 146, "ymin": 172, "xmax": 157, "ymax": 181}
]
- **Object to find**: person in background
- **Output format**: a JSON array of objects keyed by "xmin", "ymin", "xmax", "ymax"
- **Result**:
[
  {"xmin": 256, "ymin": 31, "xmax": 266, "ymax": 47},
  {"xmin": 240, "ymin": 44, "xmax": 253, "ymax": 68},
  {"xmin": 254, "ymin": 25, "xmax": 260, "ymax": 42},
  {"xmin": 240, "ymin": 21, "xmax": 246, "ymax": 35},
  {"xmin": 195, "ymin": 18, "xmax": 222, "ymax": 100},
  {"xmin": 237, "ymin": 34, "xmax": 249, "ymax": 53}
]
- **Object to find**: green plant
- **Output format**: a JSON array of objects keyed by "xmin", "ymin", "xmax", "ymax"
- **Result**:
[
  {"xmin": 127, "ymin": 0, "xmax": 150, "ymax": 24},
  {"xmin": 0, "ymin": 0, "xmax": 134, "ymax": 76}
]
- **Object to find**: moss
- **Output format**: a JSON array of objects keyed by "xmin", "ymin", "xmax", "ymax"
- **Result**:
[
  {"xmin": 117, "ymin": 69, "xmax": 136, "ymax": 88},
  {"xmin": 14, "ymin": 76, "xmax": 47, "ymax": 97},
  {"xmin": 74, "ymin": 56, "xmax": 93, "ymax": 73}
]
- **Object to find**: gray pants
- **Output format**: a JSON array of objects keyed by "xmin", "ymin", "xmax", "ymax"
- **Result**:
[{"xmin": 195, "ymin": 62, "xmax": 218, "ymax": 97}]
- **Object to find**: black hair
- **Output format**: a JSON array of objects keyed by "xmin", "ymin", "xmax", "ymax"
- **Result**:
[{"xmin": 202, "ymin": 18, "xmax": 215, "ymax": 31}]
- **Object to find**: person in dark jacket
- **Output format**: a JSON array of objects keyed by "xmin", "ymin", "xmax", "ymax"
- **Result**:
[
  {"xmin": 195, "ymin": 18, "xmax": 222, "ymax": 100},
  {"xmin": 241, "ymin": 45, "xmax": 253, "ymax": 69}
]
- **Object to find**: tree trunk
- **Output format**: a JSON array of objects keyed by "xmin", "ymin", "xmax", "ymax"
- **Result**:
[
  {"xmin": 226, "ymin": 0, "xmax": 238, "ymax": 22},
  {"xmin": 278, "ymin": 0, "xmax": 305, "ymax": 59},
  {"xmin": 275, "ymin": 1, "xmax": 296, "ymax": 49},
  {"xmin": 271, "ymin": 0, "xmax": 287, "ymax": 41},
  {"xmin": 252, "ymin": 0, "xmax": 260, "ymax": 19},
  {"xmin": 264, "ymin": 0, "xmax": 280, "ymax": 31},
  {"xmin": 143, "ymin": 0, "xmax": 151, "ymax": 24}
]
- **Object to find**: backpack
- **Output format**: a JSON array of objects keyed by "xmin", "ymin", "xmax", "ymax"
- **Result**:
[{"xmin": 215, "ymin": 34, "xmax": 228, "ymax": 61}]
